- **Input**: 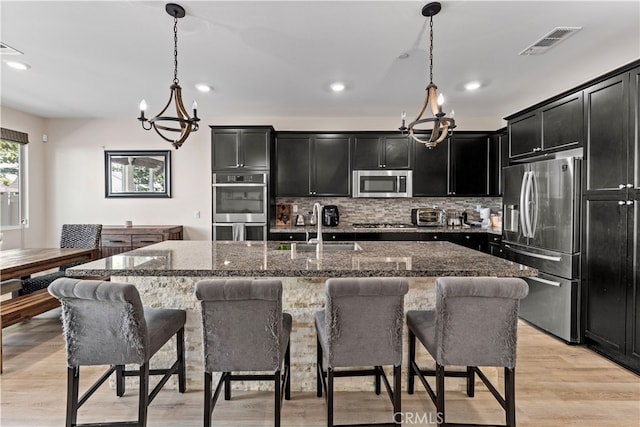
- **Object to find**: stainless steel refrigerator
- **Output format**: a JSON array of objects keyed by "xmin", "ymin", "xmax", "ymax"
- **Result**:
[{"xmin": 502, "ymin": 156, "xmax": 582, "ymax": 343}]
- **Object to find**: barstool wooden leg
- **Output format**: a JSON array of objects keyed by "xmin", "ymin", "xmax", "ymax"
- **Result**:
[
  {"xmin": 177, "ymin": 328, "xmax": 186, "ymax": 393},
  {"xmin": 317, "ymin": 336, "xmax": 323, "ymax": 398},
  {"xmin": 436, "ymin": 363, "xmax": 445, "ymax": 427},
  {"xmin": 116, "ymin": 365, "xmax": 125, "ymax": 396},
  {"xmin": 285, "ymin": 340, "xmax": 291, "ymax": 400},
  {"xmin": 408, "ymin": 328, "xmax": 416, "ymax": 394},
  {"xmin": 327, "ymin": 367, "xmax": 334, "ymax": 427},
  {"xmin": 394, "ymin": 364, "xmax": 402, "ymax": 427},
  {"xmin": 466, "ymin": 366, "xmax": 475, "ymax": 397},
  {"xmin": 505, "ymin": 367, "xmax": 516, "ymax": 427},
  {"xmin": 274, "ymin": 368, "xmax": 281, "ymax": 427},
  {"xmin": 138, "ymin": 362, "xmax": 149, "ymax": 427},
  {"xmin": 204, "ymin": 372, "xmax": 212, "ymax": 427},
  {"xmin": 66, "ymin": 366, "xmax": 79, "ymax": 427}
]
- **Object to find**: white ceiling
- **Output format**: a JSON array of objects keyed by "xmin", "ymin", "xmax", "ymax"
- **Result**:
[{"xmin": 1, "ymin": 1, "xmax": 639, "ymax": 129}]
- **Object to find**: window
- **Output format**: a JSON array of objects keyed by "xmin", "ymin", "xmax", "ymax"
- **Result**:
[{"xmin": 0, "ymin": 128, "xmax": 28, "ymax": 227}]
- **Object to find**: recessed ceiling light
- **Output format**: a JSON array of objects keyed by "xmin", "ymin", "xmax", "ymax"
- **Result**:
[
  {"xmin": 464, "ymin": 81, "xmax": 482, "ymax": 91},
  {"xmin": 195, "ymin": 83, "xmax": 212, "ymax": 93},
  {"xmin": 398, "ymin": 52, "xmax": 410, "ymax": 60},
  {"xmin": 330, "ymin": 82, "xmax": 346, "ymax": 92},
  {"xmin": 4, "ymin": 60, "xmax": 30, "ymax": 70}
]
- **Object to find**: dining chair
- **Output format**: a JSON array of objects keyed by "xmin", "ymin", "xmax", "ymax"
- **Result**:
[
  {"xmin": 315, "ymin": 277, "xmax": 409, "ymax": 427},
  {"xmin": 20, "ymin": 224, "xmax": 102, "ymax": 295},
  {"xmin": 406, "ymin": 277, "xmax": 529, "ymax": 427}
]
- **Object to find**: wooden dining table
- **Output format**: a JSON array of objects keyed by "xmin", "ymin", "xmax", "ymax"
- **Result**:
[{"xmin": 0, "ymin": 247, "xmax": 98, "ymax": 281}]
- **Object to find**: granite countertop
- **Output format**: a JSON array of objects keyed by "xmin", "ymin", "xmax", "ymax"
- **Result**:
[
  {"xmin": 67, "ymin": 240, "xmax": 534, "ymax": 278},
  {"xmin": 270, "ymin": 224, "xmax": 502, "ymax": 235}
]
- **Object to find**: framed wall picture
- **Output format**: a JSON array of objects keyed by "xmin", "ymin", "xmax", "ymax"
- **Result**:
[{"xmin": 105, "ymin": 150, "xmax": 171, "ymax": 198}]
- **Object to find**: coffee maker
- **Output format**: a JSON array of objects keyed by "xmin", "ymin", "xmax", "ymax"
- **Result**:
[{"xmin": 322, "ymin": 205, "xmax": 340, "ymax": 227}]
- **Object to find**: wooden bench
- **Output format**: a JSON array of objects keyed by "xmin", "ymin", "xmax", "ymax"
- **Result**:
[{"xmin": 1, "ymin": 289, "xmax": 61, "ymax": 373}]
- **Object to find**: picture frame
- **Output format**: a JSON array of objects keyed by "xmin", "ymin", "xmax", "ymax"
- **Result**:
[{"xmin": 105, "ymin": 150, "xmax": 171, "ymax": 198}]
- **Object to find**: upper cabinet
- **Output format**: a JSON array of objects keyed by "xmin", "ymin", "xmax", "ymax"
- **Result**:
[
  {"xmin": 507, "ymin": 92, "xmax": 583, "ymax": 159},
  {"xmin": 584, "ymin": 73, "xmax": 630, "ymax": 193},
  {"xmin": 211, "ymin": 126, "xmax": 273, "ymax": 170},
  {"xmin": 353, "ymin": 134, "xmax": 412, "ymax": 169},
  {"xmin": 413, "ymin": 138, "xmax": 449, "ymax": 196},
  {"xmin": 450, "ymin": 133, "xmax": 491, "ymax": 196},
  {"xmin": 413, "ymin": 132, "xmax": 495, "ymax": 197},
  {"xmin": 276, "ymin": 134, "xmax": 351, "ymax": 197}
]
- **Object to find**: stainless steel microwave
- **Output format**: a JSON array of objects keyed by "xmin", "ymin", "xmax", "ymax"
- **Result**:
[{"xmin": 352, "ymin": 170, "xmax": 413, "ymax": 198}]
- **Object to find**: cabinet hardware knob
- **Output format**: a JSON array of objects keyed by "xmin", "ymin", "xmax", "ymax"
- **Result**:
[
  {"xmin": 465, "ymin": 235, "xmax": 470, "ymax": 239},
  {"xmin": 433, "ymin": 236, "xmax": 438, "ymax": 239},
  {"xmin": 627, "ymin": 183, "xmax": 633, "ymax": 188},
  {"xmin": 619, "ymin": 184, "xmax": 626, "ymax": 189},
  {"xmin": 618, "ymin": 201, "xmax": 626, "ymax": 205},
  {"xmin": 627, "ymin": 200, "xmax": 633, "ymax": 205}
]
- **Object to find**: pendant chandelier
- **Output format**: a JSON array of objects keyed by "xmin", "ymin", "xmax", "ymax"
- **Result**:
[
  {"xmin": 138, "ymin": 3, "xmax": 199, "ymax": 150},
  {"xmin": 399, "ymin": 2, "xmax": 456, "ymax": 149}
]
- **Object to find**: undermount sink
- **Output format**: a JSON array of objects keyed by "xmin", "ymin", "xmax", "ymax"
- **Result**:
[{"xmin": 277, "ymin": 242, "xmax": 363, "ymax": 252}]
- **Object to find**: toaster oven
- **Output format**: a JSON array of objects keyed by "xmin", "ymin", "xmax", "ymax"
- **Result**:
[{"xmin": 411, "ymin": 208, "xmax": 446, "ymax": 227}]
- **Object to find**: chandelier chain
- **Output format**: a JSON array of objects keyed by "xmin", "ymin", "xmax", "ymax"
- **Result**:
[
  {"xmin": 429, "ymin": 16, "xmax": 434, "ymax": 84},
  {"xmin": 173, "ymin": 15, "xmax": 179, "ymax": 84}
]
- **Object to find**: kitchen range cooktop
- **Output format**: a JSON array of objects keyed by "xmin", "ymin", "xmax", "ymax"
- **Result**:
[{"xmin": 352, "ymin": 223, "xmax": 416, "ymax": 229}]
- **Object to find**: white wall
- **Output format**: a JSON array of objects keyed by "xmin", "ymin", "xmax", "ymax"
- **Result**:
[
  {"xmin": 0, "ymin": 106, "xmax": 47, "ymax": 249},
  {"xmin": 43, "ymin": 118, "xmax": 212, "ymax": 245},
  {"xmin": 2, "ymin": 109, "xmax": 502, "ymax": 247}
]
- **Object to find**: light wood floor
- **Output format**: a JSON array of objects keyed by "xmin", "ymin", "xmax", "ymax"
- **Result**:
[{"xmin": 1, "ymin": 309, "xmax": 638, "ymax": 427}]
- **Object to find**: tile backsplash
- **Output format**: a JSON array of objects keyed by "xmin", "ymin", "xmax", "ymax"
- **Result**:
[{"xmin": 275, "ymin": 197, "xmax": 502, "ymax": 225}]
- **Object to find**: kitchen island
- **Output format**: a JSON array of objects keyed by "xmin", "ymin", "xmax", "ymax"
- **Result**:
[{"xmin": 67, "ymin": 240, "xmax": 535, "ymax": 391}]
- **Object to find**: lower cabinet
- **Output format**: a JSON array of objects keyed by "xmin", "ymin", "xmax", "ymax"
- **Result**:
[
  {"xmin": 269, "ymin": 230, "xmax": 491, "ymax": 253},
  {"xmin": 583, "ymin": 198, "xmax": 639, "ymax": 373},
  {"xmin": 100, "ymin": 225, "xmax": 183, "ymax": 257}
]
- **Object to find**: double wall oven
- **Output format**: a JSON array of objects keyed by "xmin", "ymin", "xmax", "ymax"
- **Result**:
[{"xmin": 212, "ymin": 172, "xmax": 267, "ymax": 241}]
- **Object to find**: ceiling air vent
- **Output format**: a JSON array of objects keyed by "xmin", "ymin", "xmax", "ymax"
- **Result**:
[
  {"xmin": 0, "ymin": 42, "xmax": 23, "ymax": 55},
  {"xmin": 519, "ymin": 27, "xmax": 582, "ymax": 56}
]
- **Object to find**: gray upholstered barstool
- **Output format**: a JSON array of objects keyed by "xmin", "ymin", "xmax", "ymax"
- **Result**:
[
  {"xmin": 407, "ymin": 277, "xmax": 529, "ymax": 427},
  {"xmin": 315, "ymin": 277, "xmax": 409, "ymax": 427},
  {"xmin": 195, "ymin": 279, "xmax": 291, "ymax": 427},
  {"xmin": 49, "ymin": 278, "xmax": 186, "ymax": 427}
]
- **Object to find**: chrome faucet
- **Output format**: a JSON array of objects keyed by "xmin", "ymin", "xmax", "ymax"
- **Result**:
[{"xmin": 308, "ymin": 202, "xmax": 323, "ymax": 244}]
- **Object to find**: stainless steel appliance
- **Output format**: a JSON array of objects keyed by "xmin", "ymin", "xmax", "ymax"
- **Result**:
[
  {"xmin": 411, "ymin": 208, "xmax": 446, "ymax": 227},
  {"xmin": 212, "ymin": 172, "xmax": 267, "ymax": 241},
  {"xmin": 322, "ymin": 205, "xmax": 340, "ymax": 227},
  {"xmin": 502, "ymin": 155, "xmax": 582, "ymax": 343},
  {"xmin": 352, "ymin": 170, "xmax": 412, "ymax": 198}
]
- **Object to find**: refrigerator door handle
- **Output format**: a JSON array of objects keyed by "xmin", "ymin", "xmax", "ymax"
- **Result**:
[
  {"xmin": 529, "ymin": 171, "xmax": 539, "ymax": 238},
  {"xmin": 504, "ymin": 244, "xmax": 563, "ymax": 261},
  {"xmin": 523, "ymin": 171, "xmax": 534, "ymax": 238},
  {"xmin": 519, "ymin": 171, "xmax": 529, "ymax": 237},
  {"xmin": 527, "ymin": 276, "xmax": 562, "ymax": 287}
]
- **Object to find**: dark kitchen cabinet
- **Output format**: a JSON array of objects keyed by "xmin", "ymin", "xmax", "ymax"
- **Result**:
[
  {"xmin": 583, "ymin": 65, "xmax": 640, "ymax": 373},
  {"xmin": 413, "ymin": 138, "xmax": 449, "ymax": 196},
  {"xmin": 508, "ymin": 111, "xmax": 539, "ymax": 158},
  {"xmin": 584, "ymin": 73, "xmax": 629, "ymax": 193},
  {"xmin": 507, "ymin": 92, "xmax": 583, "ymax": 159},
  {"xmin": 353, "ymin": 134, "xmax": 411, "ymax": 169},
  {"xmin": 541, "ymin": 92, "xmax": 583, "ymax": 151},
  {"xmin": 276, "ymin": 134, "xmax": 351, "ymax": 196},
  {"xmin": 489, "ymin": 128, "xmax": 508, "ymax": 196},
  {"xmin": 211, "ymin": 126, "xmax": 273, "ymax": 170},
  {"xmin": 450, "ymin": 133, "xmax": 490, "ymax": 196}
]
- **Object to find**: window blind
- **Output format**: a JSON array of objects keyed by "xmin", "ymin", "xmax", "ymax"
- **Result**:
[{"xmin": 0, "ymin": 127, "xmax": 29, "ymax": 144}]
